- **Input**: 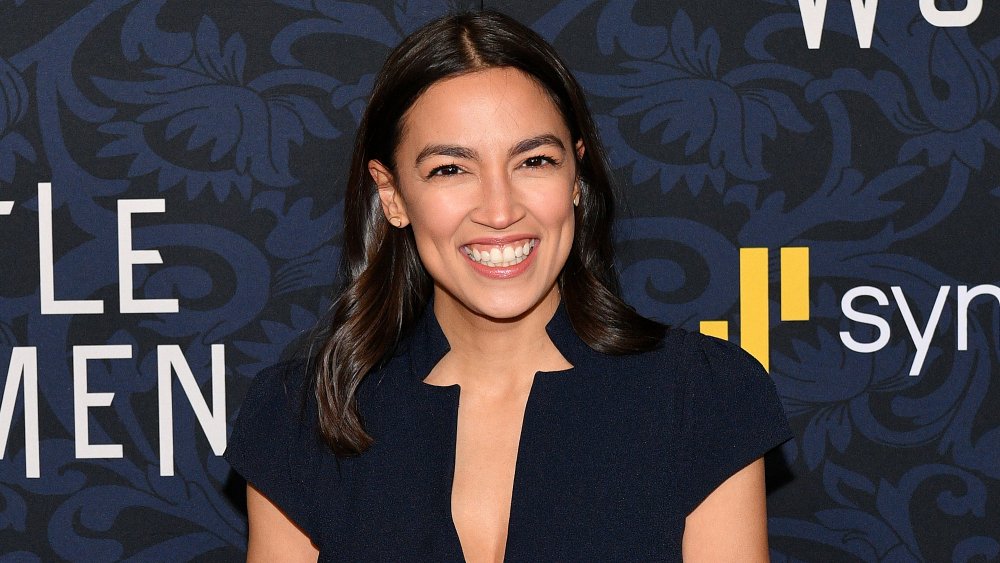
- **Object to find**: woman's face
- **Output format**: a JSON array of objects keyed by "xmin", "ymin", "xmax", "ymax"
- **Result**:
[{"xmin": 369, "ymin": 67, "xmax": 581, "ymax": 321}]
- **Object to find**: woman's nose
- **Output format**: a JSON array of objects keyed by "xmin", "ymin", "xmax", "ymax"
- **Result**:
[{"xmin": 471, "ymin": 173, "xmax": 524, "ymax": 229}]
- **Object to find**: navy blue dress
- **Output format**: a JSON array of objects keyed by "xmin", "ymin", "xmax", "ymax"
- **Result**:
[{"xmin": 224, "ymin": 304, "xmax": 793, "ymax": 561}]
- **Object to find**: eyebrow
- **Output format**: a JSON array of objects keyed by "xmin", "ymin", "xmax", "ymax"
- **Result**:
[
  {"xmin": 509, "ymin": 134, "xmax": 566, "ymax": 158},
  {"xmin": 413, "ymin": 134, "xmax": 567, "ymax": 166},
  {"xmin": 415, "ymin": 144, "xmax": 478, "ymax": 165}
]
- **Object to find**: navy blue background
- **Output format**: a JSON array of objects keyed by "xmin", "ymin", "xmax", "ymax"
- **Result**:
[{"xmin": 1, "ymin": 1, "xmax": 998, "ymax": 561}]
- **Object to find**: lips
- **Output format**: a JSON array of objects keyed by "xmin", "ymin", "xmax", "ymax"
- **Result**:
[
  {"xmin": 461, "ymin": 243, "xmax": 537, "ymax": 280},
  {"xmin": 461, "ymin": 235, "xmax": 538, "ymax": 268}
]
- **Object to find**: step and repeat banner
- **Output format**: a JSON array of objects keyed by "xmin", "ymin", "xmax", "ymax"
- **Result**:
[{"xmin": 1, "ymin": 1, "xmax": 998, "ymax": 561}]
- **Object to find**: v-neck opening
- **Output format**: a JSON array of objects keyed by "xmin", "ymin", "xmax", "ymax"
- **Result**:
[
  {"xmin": 403, "ymin": 300, "xmax": 592, "ymax": 560},
  {"xmin": 446, "ymin": 368, "xmax": 566, "ymax": 563}
]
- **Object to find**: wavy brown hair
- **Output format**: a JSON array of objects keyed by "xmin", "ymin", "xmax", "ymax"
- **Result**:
[{"xmin": 313, "ymin": 10, "xmax": 666, "ymax": 456}]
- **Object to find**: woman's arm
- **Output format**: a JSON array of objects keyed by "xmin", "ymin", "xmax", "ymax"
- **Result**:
[
  {"xmin": 681, "ymin": 457, "xmax": 769, "ymax": 562},
  {"xmin": 246, "ymin": 483, "xmax": 319, "ymax": 562}
]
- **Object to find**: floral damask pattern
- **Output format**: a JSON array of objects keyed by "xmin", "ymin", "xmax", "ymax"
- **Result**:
[
  {"xmin": 94, "ymin": 15, "xmax": 340, "ymax": 198},
  {"xmin": 0, "ymin": 57, "xmax": 34, "ymax": 185},
  {"xmin": 579, "ymin": 9, "xmax": 812, "ymax": 190},
  {"xmin": 0, "ymin": 0, "xmax": 997, "ymax": 560}
]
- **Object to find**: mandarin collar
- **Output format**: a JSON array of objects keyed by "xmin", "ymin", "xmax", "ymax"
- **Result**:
[{"xmin": 406, "ymin": 301, "xmax": 596, "ymax": 386}]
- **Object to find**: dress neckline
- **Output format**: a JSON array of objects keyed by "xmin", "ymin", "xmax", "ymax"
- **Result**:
[
  {"xmin": 405, "ymin": 299, "xmax": 596, "ymax": 389},
  {"xmin": 399, "ymin": 300, "xmax": 599, "ymax": 560}
]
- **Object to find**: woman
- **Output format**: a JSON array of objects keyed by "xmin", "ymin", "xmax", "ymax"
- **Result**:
[{"xmin": 225, "ymin": 10, "xmax": 792, "ymax": 562}]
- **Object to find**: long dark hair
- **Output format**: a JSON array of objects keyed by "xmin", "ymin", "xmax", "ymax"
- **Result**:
[{"xmin": 314, "ymin": 10, "xmax": 665, "ymax": 456}]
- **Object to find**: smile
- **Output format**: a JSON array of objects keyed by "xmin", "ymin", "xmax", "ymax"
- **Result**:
[{"xmin": 461, "ymin": 239, "xmax": 538, "ymax": 268}]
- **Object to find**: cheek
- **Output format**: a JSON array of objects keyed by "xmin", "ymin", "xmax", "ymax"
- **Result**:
[
  {"xmin": 526, "ymin": 192, "xmax": 576, "ymax": 233},
  {"xmin": 547, "ymin": 199, "xmax": 578, "ymax": 254},
  {"xmin": 406, "ymin": 197, "xmax": 466, "ymax": 254}
]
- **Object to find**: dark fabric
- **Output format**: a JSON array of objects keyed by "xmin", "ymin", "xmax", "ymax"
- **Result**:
[
  {"xmin": 224, "ymin": 359, "xmax": 337, "ymax": 540},
  {"xmin": 224, "ymin": 303, "xmax": 793, "ymax": 561}
]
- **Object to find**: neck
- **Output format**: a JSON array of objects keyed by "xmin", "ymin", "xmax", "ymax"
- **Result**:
[{"xmin": 429, "ymin": 288, "xmax": 571, "ymax": 392}]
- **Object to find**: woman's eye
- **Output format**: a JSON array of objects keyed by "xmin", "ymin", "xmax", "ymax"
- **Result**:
[
  {"xmin": 522, "ymin": 155, "xmax": 557, "ymax": 168},
  {"xmin": 428, "ymin": 164, "xmax": 462, "ymax": 177}
]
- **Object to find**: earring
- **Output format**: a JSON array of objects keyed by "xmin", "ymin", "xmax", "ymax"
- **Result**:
[
  {"xmin": 574, "ymin": 177, "xmax": 586, "ymax": 207},
  {"xmin": 389, "ymin": 216, "xmax": 402, "ymax": 227}
]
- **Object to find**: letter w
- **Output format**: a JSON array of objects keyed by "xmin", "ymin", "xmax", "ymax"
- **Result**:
[{"xmin": 799, "ymin": 0, "xmax": 878, "ymax": 49}]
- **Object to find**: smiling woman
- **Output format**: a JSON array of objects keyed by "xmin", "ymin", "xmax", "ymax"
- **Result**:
[
  {"xmin": 223, "ymin": 10, "xmax": 792, "ymax": 563},
  {"xmin": 370, "ymin": 68, "xmax": 579, "ymax": 323}
]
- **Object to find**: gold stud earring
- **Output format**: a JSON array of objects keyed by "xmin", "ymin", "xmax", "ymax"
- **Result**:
[{"xmin": 389, "ymin": 217, "xmax": 402, "ymax": 227}]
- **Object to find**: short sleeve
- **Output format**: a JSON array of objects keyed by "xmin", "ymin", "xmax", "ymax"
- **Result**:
[
  {"xmin": 224, "ymin": 360, "xmax": 326, "ymax": 537},
  {"xmin": 680, "ymin": 334, "xmax": 793, "ymax": 514}
]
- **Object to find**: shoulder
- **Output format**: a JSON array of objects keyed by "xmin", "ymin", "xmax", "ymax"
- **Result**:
[
  {"xmin": 638, "ymin": 327, "xmax": 778, "ymax": 416},
  {"xmin": 576, "ymin": 327, "xmax": 772, "ymax": 428},
  {"xmin": 642, "ymin": 330, "xmax": 792, "ymax": 514},
  {"xmin": 224, "ymin": 358, "xmax": 330, "ymax": 536},
  {"xmin": 236, "ymin": 359, "xmax": 313, "ymax": 420},
  {"xmin": 611, "ymin": 326, "xmax": 766, "ymax": 383},
  {"xmin": 674, "ymin": 327, "xmax": 769, "ymax": 379},
  {"xmin": 242, "ymin": 359, "xmax": 312, "ymax": 410},
  {"xmin": 227, "ymin": 359, "xmax": 317, "ymax": 449},
  {"xmin": 599, "ymin": 327, "xmax": 787, "ymax": 447},
  {"xmin": 225, "ymin": 357, "xmax": 320, "ymax": 467}
]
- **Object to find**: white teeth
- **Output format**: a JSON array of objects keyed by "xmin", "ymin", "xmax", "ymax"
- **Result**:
[
  {"xmin": 463, "ymin": 239, "xmax": 538, "ymax": 268},
  {"xmin": 463, "ymin": 240, "xmax": 538, "ymax": 268}
]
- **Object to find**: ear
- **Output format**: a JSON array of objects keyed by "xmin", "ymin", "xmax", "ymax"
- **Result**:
[{"xmin": 369, "ymin": 159, "xmax": 409, "ymax": 228}]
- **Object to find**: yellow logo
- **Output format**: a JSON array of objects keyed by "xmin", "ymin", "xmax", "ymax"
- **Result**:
[{"xmin": 699, "ymin": 247, "xmax": 810, "ymax": 372}]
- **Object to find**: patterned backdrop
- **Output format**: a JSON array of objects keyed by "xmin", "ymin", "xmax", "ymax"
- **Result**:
[{"xmin": 1, "ymin": 1, "xmax": 998, "ymax": 561}]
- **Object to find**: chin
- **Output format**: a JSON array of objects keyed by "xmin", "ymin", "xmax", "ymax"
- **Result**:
[
  {"xmin": 466, "ymin": 291, "xmax": 554, "ymax": 322},
  {"xmin": 433, "ymin": 271, "xmax": 560, "ymax": 322}
]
